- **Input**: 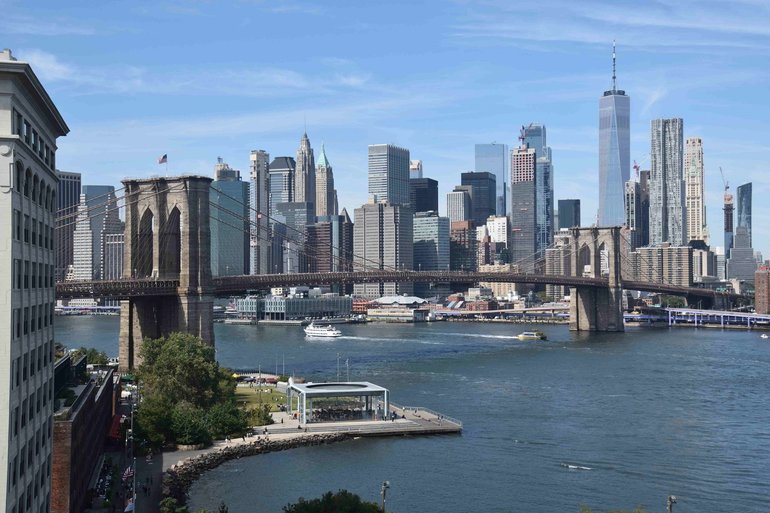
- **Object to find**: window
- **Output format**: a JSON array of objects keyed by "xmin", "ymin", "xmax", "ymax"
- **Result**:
[
  {"xmin": 30, "ymin": 307, "xmax": 36, "ymax": 334},
  {"xmin": 21, "ymin": 400, "xmax": 27, "ymax": 428},
  {"xmin": 15, "ymin": 110, "xmax": 22, "ymax": 136},
  {"xmin": 24, "ymin": 261, "xmax": 29, "ymax": 289},
  {"xmin": 23, "ymin": 121, "xmax": 30, "ymax": 144},
  {"xmin": 38, "ymin": 221, "xmax": 43, "ymax": 246},
  {"xmin": 23, "ymin": 307, "xmax": 29, "ymax": 335},
  {"xmin": 31, "ymin": 219, "xmax": 36, "ymax": 246},
  {"xmin": 24, "ymin": 215, "xmax": 30, "ymax": 242},
  {"xmin": 13, "ymin": 259, "xmax": 19, "ymax": 289},
  {"xmin": 14, "ymin": 210, "xmax": 21, "ymax": 240}
]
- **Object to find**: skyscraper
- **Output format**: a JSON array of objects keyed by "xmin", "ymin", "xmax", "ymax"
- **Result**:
[
  {"xmin": 450, "ymin": 220, "xmax": 477, "ymax": 272},
  {"xmin": 510, "ymin": 144, "xmax": 537, "ymax": 263},
  {"xmin": 249, "ymin": 149, "xmax": 270, "ymax": 275},
  {"xmin": 353, "ymin": 200, "xmax": 413, "ymax": 298},
  {"xmin": 624, "ymin": 180, "xmax": 642, "ymax": 250},
  {"xmin": 638, "ymin": 169, "xmax": 651, "ymax": 247},
  {"xmin": 558, "ymin": 199, "xmax": 581, "ymax": 229},
  {"xmin": 0, "ymin": 48, "xmax": 69, "ymax": 513},
  {"xmin": 724, "ymin": 188, "xmax": 734, "ymax": 258},
  {"xmin": 55, "ymin": 170, "xmax": 81, "ymax": 280},
  {"xmin": 684, "ymin": 137, "xmax": 707, "ymax": 243},
  {"xmin": 295, "ymin": 132, "xmax": 316, "ymax": 217},
  {"xmin": 274, "ymin": 202, "xmax": 314, "ymax": 273},
  {"xmin": 315, "ymin": 144, "xmax": 336, "ymax": 218},
  {"xmin": 409, "ymin": 177, "xmax": 439, "ymax": 213},
  {"xmin": 210, "ymin": 159, "xmax": 250, "ymax": 276},
  {"xmin": 410, "ymin": 159, "xmax": 423, "ymax": 179},
  {"xmin": 269, "ymin": 156, "xmax": 296, "ymax": 215},
  {"xmin": 310, "ymin": 210, "xmax": 354, "ymax": 274},
  {"xmin": 413, "ymin": 211, "xmax": 450, "ymax": 298},
  {"xmin": 649, "ymin": 118, "xmax": 685, "ymax": 246},
  {"xmin": 728, "ymin": 226, "xmax": 756, "ymax": 282},
  {"xmin": 368, "ymin": 144, "xmax": 410, "ymax": 206},
  {"xmin": 81, "ymin": 185, "xmax": 117, "ymax": 278},
  {"xmin": 475, "ymin": 143, "xmax": 508, "ymax": 216},
  {"xmin": 461, "ymin": 171, "xmax": 497, "ymax": 227},
  {"xmin": 598, "ymin": 43, "xmax": 631, "ymax": 226},
  {"xmin": 447, "ymin": 186, "xmax": 472, "ymax": 223},
  {"xmin": 522, "ymin": 123, "xmax": 554, "ymax": 254},
  {"xmin": 736, "ymin": 182, "xmax": 752, "ymax": 247}
]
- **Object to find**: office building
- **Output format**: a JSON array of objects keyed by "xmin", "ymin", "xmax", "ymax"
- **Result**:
[
  {"xmin": 475, "ymin": 143, "xmax": 508, "ymax": 216},
  {"xmin": 736, "ymin": 182, "xmax": 752, "ymax": 247},
  {"xmin": 269, "ymin": 156, "xmax": 295, "ymax": 215},
  {"xmin": 353, "ymin": 201, "xmax": 413, "ymax": 298},
  {"xmin": 308, "ymin": 210, "xmax": 354, "ymax": 274},
  {"xmin": 692, "ymin": 246, "xmax": 716, "ymax": 283},
  {"xmin": 510, "ymin": 144, "xmax": 537, "ymax": 263},
  {"xmin": 55, "ymin": 170, "xmax": 81, "ymax": 280},
  {"xmin": 650, "ymin": 118, "xmax": 685, "ymax": 245},
  {"xmin": 70, "ymin": 195, "xmax": 94, "ymax": 283},
  {"xmin": 461, "ymin": 171, "xmax": 497, "ymax": 227},
  {"xmin": 274, "ymin": 202, "xmax": 314, "ymax": 274},
  {"xmin": 684, "ymin": 137, "xmax": 707, "ymax": 243},
  {"xmin": 368, "ymin": 144, "xmax": 410, "ymax": 206},
  {"xmin": 103, "ymin": 233, "xmax": 124, "ymax": 281},
  {"xmin": 545, "ymin": 231, "xmax": 573, "ymax": 300},
  {"xmin": 413, "ymin": 211, "xmax": 450, "ymax": 298},
  {"xmin": 724, "ymin": 188, "xmax": 734, "ymax": 258},
  {"xmin": 447, "ymin": 186, "xmax": 472, "ymax": 223},
  {"xmin": 558, "ymin": 199, "xmax": 580, "ymax": 229},
  {"xmin": 522, "ymin": 123, "xmax": 554, "ymax": 255},
  {"xmin": 0, "ymin": 48, "xmax": 69, "ymax": 513},
  {"xmin": 315, "ymin": 144, "xmax": 336, "ymax": 218},
  {"xmin": 624, "ymin": 180, "xmax": 642, "ymax": 250},
  {"xmin": 249, "ymin": 150, "xmax": 270, "ymax": 275},
  {"xmin": 598, "ymin": 43, "xmax": 631, "ymax": 226},
  {"xmin": 715, "ymin": 246, "xmax": 727, "ymax": 281},
  {"xmin": 755, "ymin": 267, "xmax": 770, "ymax": 314},
  {"xmin": 211, "ymin": 159, "xmax": 250, "ymax": 276},
  {"xmin": 638, "ymin": 170, "xmax": 651, "ymax": 247},
  {"xmin": 410, "ymin": 160, "xmax": 423, "ymax": 179},
  {"xmin": 295, "ymin": 132, "xmax": 316, "ymax": 217},
  {"xmin": 450, "ymin": 220, "xmax": 477, "ymax": 272},
  {"xmin": 409, "ymin": 177, "xmax": 438, "ymax": 214},
  {"xmin": 68, "ymin": 187, "xmax": 122, "ymax": 288},
  {"xmin": 728, "ymin": 226, "xmax": 756, "ymax": 282}
]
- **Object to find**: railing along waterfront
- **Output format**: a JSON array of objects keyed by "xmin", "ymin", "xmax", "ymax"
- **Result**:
[{"xmin": 391, "ymin": 402, "xmax": 463, "ymax": 429}]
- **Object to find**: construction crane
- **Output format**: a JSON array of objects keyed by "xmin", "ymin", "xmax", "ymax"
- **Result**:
[
  {"xmin": 632, "ymin": 155, "xmax": 649, "ymax": 181},
  {"xmin": 719, "ymin": 166, "xmax": 729, "ymax": 192}
]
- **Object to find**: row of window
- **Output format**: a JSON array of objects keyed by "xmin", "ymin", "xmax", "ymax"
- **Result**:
[
  {"xmin": 14, "ymin": 164, "xmax": 56, "ymax": 213},
  {"xmin": 11, "ymin": 340, "xmax": 54, "ymax": 393},
  {"xmin": 12, "ymin": 305, "xmax": 54, "ymax": 340},
  {"xmin": 13, "ymin": 260, "xmax": 55, "ymax": 291},
  {"xmin": 9, "ymin": 450, "xmax": 50, "ymax": 513},
  {"xmin": 13, "ymin": 210, "xmax": 54, "ymax": 250},
  {"xmin": 13, "ymin": 109, "xmax": 56, "ymax": 172}
]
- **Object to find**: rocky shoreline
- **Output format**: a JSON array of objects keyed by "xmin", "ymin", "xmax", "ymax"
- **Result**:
[{"xmin": 163, "ymin": 433, "xmax": 350, "ymax": 505}]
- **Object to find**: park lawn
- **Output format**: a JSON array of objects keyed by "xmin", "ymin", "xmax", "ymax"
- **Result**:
[{"xmin": 235, "ymin": 385, "xmax": 286, "ymax": 412}]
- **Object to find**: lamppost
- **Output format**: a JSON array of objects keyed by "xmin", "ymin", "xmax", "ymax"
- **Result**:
[
  {"xmin": 380, "ymin": 481, "xmax": 390, "ymax": 513},
  {"xmin": 667, "ymin": 495, "xmax": 677, "ymax": 513}
]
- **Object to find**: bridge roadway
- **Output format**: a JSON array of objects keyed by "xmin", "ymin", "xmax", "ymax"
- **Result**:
[{"xmin": 55, "ymin": 271, "xmax": 731, "ymax": 300}]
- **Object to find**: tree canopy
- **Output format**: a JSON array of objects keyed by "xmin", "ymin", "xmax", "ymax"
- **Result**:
[
  {"xmin": 283, "ymin": 490, "xmax": 382, "ymax": 513},
  {"xmin": 70, "ymin": 347, "xmax": 109, "ymax": 365}
]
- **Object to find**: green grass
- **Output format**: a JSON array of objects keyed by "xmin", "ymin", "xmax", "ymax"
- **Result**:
[{"xmin": 235, "ymin": 385, "xmax": 287, "ymax": 412}]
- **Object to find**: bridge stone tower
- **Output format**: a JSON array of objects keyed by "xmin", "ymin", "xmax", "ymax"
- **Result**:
[
  {"xmin": 119, "ymin": 176, "xmax": 214, "ymax": 371},
  {"xmin": 568, "ymin": 227, "xmax": 624, "ymax": 332}
]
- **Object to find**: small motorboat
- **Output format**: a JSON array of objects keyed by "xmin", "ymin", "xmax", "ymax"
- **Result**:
[
  {"xmin": 761, "ymin": 333, "xmax": 769, "ymax": 339},
  {"xmin": 517, "ymin": 331, "xmax": 547, "ymax": 341},
  {"xmin": 304, "ymin": 322, "xmax": 342, "ymax": 337}
]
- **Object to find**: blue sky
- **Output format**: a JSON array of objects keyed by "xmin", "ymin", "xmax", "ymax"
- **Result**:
[{"xmin": 5, "ymin": 0, "xmax": 770, "ymax": 254}]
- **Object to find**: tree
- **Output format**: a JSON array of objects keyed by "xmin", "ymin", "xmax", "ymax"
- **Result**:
[
  {"xmin": 70, "ymin": 347, "xmax": 109, "ymax": 365},
  {"xmin": 207, "ymin": 401, "xmax": 248, "ymax": 439},
  {"xmin": 283, "ymin": 490, "xmax": 381, "ymax": 513},
  {"xmin": 159, "ymin": 497, "xmax": 189, "ymax": 513}
]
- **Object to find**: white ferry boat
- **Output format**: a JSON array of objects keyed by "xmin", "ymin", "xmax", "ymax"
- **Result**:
[{"xmin": 304, "ymin": 323, "xmax": 342, "ymax": 337}]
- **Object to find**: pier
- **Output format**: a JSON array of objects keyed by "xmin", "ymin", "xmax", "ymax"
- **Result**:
[{"xmin": 666, "ymin": 307, "xmax": 770, "ymax": 329}]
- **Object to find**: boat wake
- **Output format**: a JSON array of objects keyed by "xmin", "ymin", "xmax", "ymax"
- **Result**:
[{"xmin": 561, "ymin": 463, "xmax": 592, "ymax": 471}]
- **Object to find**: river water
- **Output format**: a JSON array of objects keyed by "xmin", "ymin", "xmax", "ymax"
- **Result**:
[{"xmin": 55, "ymin": 317, "xmax": 770, "ymax": 512}]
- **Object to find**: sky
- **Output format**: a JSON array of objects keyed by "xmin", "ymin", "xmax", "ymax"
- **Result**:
[{"xmin": 5, "ymin": 0, "xmax": 770, "ymax": 255}]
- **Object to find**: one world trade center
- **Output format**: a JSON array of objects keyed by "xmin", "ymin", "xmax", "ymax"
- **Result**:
[{"xmin": 598, "ymin": 42, "xmax": 630, "ymax": 226}]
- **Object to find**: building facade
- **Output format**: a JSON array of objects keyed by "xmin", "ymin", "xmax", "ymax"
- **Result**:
[
  {"xmin": 450, "ymin": 220, "xmax": 477, "ymax": 272},
  {"xmin": 274, "ymin": 202, "xmax": 314, "ymax": 274},
  {"xmin": 368, "ymin": 144, "xmax": 410, "ymax": 206},
  {"xmin": 210, "ymin": 160, "xmax": 250, "ymax": 276},
  {"xmin": 353, "ymin": 201, "xmax": 413, "ymax": 298},
  {"xmin": 630, "ymin": 244, "xmax": 693, "ymax": 287},
  {"xmin": 684, "ymin": 137, "xmax": 707, "ymax": 243},
  {"xmin": 510, "ymin": 144, "xmax": 537, "ymax": 263},
  {"xmin": 727, "ymin": 226, "xmax": 756, "ymax": 282},
  {"xmin": 649, "ymin": 118, "xmax": 685, "ymax": 246},
  {"xmin": 755, "ymin": 267, "xmax": 770, "ymax": 314},
  {"xmin": 307, "ymin": 210, "xmax": 354, "ymax": 274},
  {"xmin": 557, "ymin": 199, "xmax": 580, "ymax": 229},
  {"xmin": 522, "ymin": 123, "xmax": 554, "ymax": 256},
  {"xmin": 409, "ymin": 160, "xmax": 423, "ymax": 179},
  {"xmin": 461, "ymin": 172, "xmax": 497, "ymax": 228},
  {"xmin": 295, "ymin": 132, "xmax": 316, "ymax": 218},
  {"xmin": 315, "ymin": 144, "xmax": 336, "ymax": 218},
  {"xmin": 736, "ymin": 182, "xmax": 752, "ymax": 248},
  {"xmin": 0, "ymin": 48, "xmax": 69, "ymax": 513},
  {"xmin": 409, "ymin": 178, "xmax": 438, "ymax": 214},
  {"xmin": 446, "ymin": 186, "xmax": 472, "ymax": 223},
  {"xmin": 598, "ymin": 45, "xmax": 630, "ymax": 226},
  {"xmin": 54, "ymin": 171, "xmax": 80, "ymax": 281},
  {"xmin": 249, "ymin": 149, "xmax": 270, "ymax": 275},
  {"xmin": 413, "ymin": 212, "xmax": 450, "ymax": 298},
  {"xmin": 475, "ymin": 143, "xmax": 508, "ymax": 216},
  {"xmin": 624, "ymin": 180, "xmax": 642, "ymax": 250}
]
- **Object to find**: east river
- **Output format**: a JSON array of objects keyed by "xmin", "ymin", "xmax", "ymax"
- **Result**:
[{"xmin": 55, "ymin": 317, "xmax": 770, "ymax": 512}]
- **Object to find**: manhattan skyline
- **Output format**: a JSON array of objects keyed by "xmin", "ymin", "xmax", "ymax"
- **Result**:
[{"xmin": 4, "ymin": 0, "xmax": 769, "ymax": 252}]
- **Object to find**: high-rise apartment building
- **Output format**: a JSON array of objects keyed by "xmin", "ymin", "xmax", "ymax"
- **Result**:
[
  {"xmin": 510, "ymin": 144, "xmax": 537, "ymax": 262},
  {"xmin": 0, "ymin": 48, "xmax": 69, "ymax": 513},
  {"xmin": 630, "ymin": 243, "xmax": 693, "ymax": 287},
  {"xmin": 353, "ymin": 201, "xmax": 413, "ymax": 298},
  {"xmin": 447, "ymin": 186, "xmax": 472, "ymax": 224},
  {"xmin": 755, "ymin": 267, "xmax": 770, "ymax": 314},
  {"xmin": 295, "ymin": 132, "xmax": 316, "ymax": 217},
  {"xmin": 598, "ymin": 43, "xmax": 631, "ymax": 226},
  {"xmin": 450, "ymin": 220, "xmax": 477, "ymax": 272},
  {"xmin": 461, "ymin": 172, "xmax": 497, "ymax": 228},
  {"xmin": 249, "ymin": 150, "xmax": 270, "ymax": 275},
  {"xmin": 368, "ymin": 144, "xmax": 410, "ymax": 206},
  {"xmin": 557, "ymin": 199, "xmax": 580, "ymax": 229},
  {"xmin": 315, "ymin": 144, "xmax": 336, "ymax": 218},
  {"xmin": 413, "ymin": 211, "xmax": 450, "ymax": 298},
  {"xmin": 650, "ymin": 118, "xmax": 685, "ymax": 246},
  {"xmin": 624, "ymin": 180, "xmax": 642, "ymax": 250},
  {"xmin": 684, "ymin": 137, "xmax": 707, "ymax": 243},
  {"xmin": 54, "ymin": 170, "xmax": 80, "ymax": 280},
  {"xmin": 736, "ymin": 182, "xmax": 752, "ymax": 247},
  {"xmin": 474, "ymin": 143, "xmax": 508, "ymax": 216},
  {"xmin": 409, "ymin": 160, "xmax": 423, "ymax": 179},
  {"xmin": 522, "ymin": 123, "xmax": 554, "ymax": 255},
  {"xmin": 210, "ymin": 159, "xmax": 250, "ymax": 276},
  {"xmin": 409, "ymin": 178, "xmax": 438, "ymax": 214}
]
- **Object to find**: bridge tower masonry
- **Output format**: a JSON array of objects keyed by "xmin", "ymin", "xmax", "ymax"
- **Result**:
[
  {"xmin": 568, "ymin": 227, "xmax": 625, "ymax": 332},
  {"xmin": 119, "ymin": 176, "xmax": 215, "ymax": 371}
]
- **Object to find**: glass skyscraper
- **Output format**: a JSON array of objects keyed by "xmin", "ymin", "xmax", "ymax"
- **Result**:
[
  {"xmin": 368, "ymin": 144, "xmax": 410, "ymax": 206},
  {"xmin": 475, "ymin": 143, "xmax": 508, "ymax": 216},
  {"xmin": 736, "ymin": 182, "xmax": 752, "ymax": 247},
  {"xmin": 522, "ymin": 123, "xmax": 553, "ymax": 255},
  {"xmin": 598, "ymin": 44, "xmax": 630, "ymax": 226}
]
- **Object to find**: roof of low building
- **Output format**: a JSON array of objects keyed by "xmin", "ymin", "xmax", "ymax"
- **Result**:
[{"xmin": 374, "ymin": 295, "xmax": 427, "ymax": 305}]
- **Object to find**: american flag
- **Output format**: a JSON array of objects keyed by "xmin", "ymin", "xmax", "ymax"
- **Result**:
[
  {"xmin": 157, "ymin": 154, "xmax": 167, "ymax": 164},
  {"xmin": 122, "ymin": 466, "xmax": 134, "ymax": 481}
]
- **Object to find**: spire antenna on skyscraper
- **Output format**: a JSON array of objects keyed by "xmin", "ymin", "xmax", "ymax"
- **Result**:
[{"xmin": 612, "ymin": 40, "xmax": 617, "ymax": 93}]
